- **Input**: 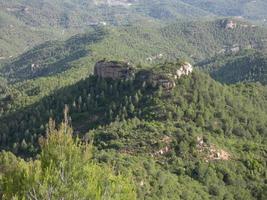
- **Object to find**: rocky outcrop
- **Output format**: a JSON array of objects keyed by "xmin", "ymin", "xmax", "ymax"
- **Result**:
[
  {"xmin": 152, "ymin": 136, "xmax": 173, "ymax": 157},
  {"xmin": 174, "ymin": 62, "xmax": 193, "ymax": 79},
  {"xmin": 151, "ymin": 75, "xmax": 176, "ymax": 90},
  {"xmin": 155, "ymin": 62, "xmax": 193, "ymax": 89},
  {"xmin": 94, "ymin": 60, "xmax": 135, "ymax": 80},
  {"xmin": 95, "ymin": 60, "xmax": 193, "ymax": 90},
  {"xmin": 221, "ymin": 19, "xmax": 237, "ymax": 29},
  {"xmin": 136, "ymin": 62, "xmax": 193, "ymax": 90},
  {"xmin": 197, "ymin": 136, "xmax": 230, "ymax": 162},
  {"xmin": 146, "ymin": 53, "xmax": 163, "ymax": 62},
  {"xmin": 226, "ymin": 20, "xmax": 237, "ymax": 29}
]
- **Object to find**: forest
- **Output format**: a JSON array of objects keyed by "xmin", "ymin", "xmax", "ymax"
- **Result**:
[
  {"xmin": 1, "ymin": 61, "xmax": 267, "ymax": 199},
  {"xmin": 1, "ymin": 1, "xmax": 267, "ymax": 199}
]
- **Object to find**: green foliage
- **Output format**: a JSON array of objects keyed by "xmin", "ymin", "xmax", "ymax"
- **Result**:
[
  {"xmin": 2, "ymin": 17, "xmax": 267, "ymax": 83},
  {"xmin": 1, "ymin": 9, "xmax": 267, "ymax": 197},
  {"xmin": 1, "ymin": 27, "xmax": 106, "ymax": 82},
  {"xmin": 91, "ymin": 18, "xmax": 267, "ymax": 63},
  {"xmin": 0, "ymin": 61, "xmax": 267, "ymax": 198},
  {"xmin": 198, "ymin": 49, "xmax": 267, "ymax": 85},
  {"xmin": 1, "ymin": 2, "xmax": 267, "ymax": 198},
  {"xmin": 0, "ymin": 121, "xmax": 136, "ymax": 200},
  {"xmin": 182, "ymin": 0, "xmax": 267, "ymax": 20},
  {"xmin": 1, "ymin": 0, "xmax": 267, "ymax": 58}
]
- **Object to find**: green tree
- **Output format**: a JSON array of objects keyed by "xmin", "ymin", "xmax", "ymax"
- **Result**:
[{"xmin": 0, "ymin": 121, "xmax": 136, "ymax": 200}]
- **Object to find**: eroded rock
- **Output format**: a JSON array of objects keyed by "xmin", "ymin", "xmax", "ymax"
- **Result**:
[{"xmin": 94, "ymin": 60, "xmax": 135, "ymax": 80}]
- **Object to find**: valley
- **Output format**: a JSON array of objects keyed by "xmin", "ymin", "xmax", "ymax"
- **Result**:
[{"xmin": 0, "ymin": 1, "xmax": 267, "ymax": 200}]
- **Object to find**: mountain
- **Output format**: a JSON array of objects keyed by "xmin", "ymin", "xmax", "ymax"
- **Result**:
[
  {"xmin": 1, "ymin": 60, "xmax": 267, "ymax": 199},
  {"xmin": 181, "ymin": 0, "xmax": 267, "ymax": 21},
  {"xmin": 1, "ymin": 0, "xmax": 267, "ymax": 58},
  {"xmin": 2, "ymin": 18, "xmax": 267, "ymax": 83},
  {"xmin": 0, "ymin": 27, "xmax": 106, "ymax": 82},
  {"xmin": 199, "ymin": 49, "xmax": 267, "ymax": 85},
  {"xmin": 1, "ymin": 1, "xmax": 267, "ymax": 199}
]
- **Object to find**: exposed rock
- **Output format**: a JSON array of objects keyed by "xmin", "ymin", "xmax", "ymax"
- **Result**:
[
  {"xmin": 221, "ymin": 19, "xmax": 237, "ymax": 29},
  {"xmin": 94, "ymin": 60, "xmax": 135, "ymax": 80},
  {"xmin": 226, "ymin": 20, "xmax": 237, "ymax": 29},
  {"xmin": 137, "ymin": 61, "xmax": 193, "ymax": 90},
  {"xmin": 218, "ymin": 49, "xmax": 226, "ymax": 54},
  {"xmin": 94, "ymin": 0, "xmax": 137, "ymax": 7},
  {"xmin": 230, "ymin": 46, "xmax": 240, "ymax": 53},
  {"xmin": 140, "ymin": 181, "xmax": 144, "ymax": 187},
  {"xmin": 31, "ymin": 63, "xmax": 40, "ymax": 71},
  {"xmin": 94, "ymin": 60, "xmax": 193, "ymax": 90},
  {"xmin": 99, "ymin": 21, "xmax": 107, "ymax": 26},
  {"xmin": 152, "ymin": 146, "xmax": 171, "ymax": 157},
  {"xmin": 196, "ymin": 136, "xmax": 230, "ymax": 162},
  {"xmin": 174, "ymin": 62, "xmax": 193, "ymax": 79},
  {"xmin": 146, "ymin": 53, "xmax": 164, "ymax": 62},
  {"xmin": 151, "ymin": 136, "xmax": 173, "ymax": 157},
  {"xmin": 151, "ymin": 75, "xmax": 176, "ymax": 90}
]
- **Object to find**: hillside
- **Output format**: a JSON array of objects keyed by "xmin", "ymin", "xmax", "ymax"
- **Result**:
[
  {"xmin": 0, "ymin": 6, "xmax": 77, "ymax": 58},
  {"xmin": 0, "ymin": 61, "xmax": 267, "ymax": 199},
  {"xmin": 1, "ymin": 0, "xmax": 267, "ymax": 58},
  {"xmin": 0, "ymin": 27, "xmax": 106, "ymax": 82},
  {"xmin": 89, "ymin": 18, "xmax": 267, "ymax": 62},
  {"xmin": 0, "ymin": 0, "xmax": 206, "ymax": 57},
  {"xmin": 199, "ymin": 50, "xmax": 267, "ymax": 85},
  {"xmin": 182, "ymin": 0, "xmax": 267, "ymax": 21},
  {"xmin": 2, "ymin": 18, "xmax": 267, "ymax": 83},
  {"xmin": 0, "ymin": 77, "xmax": 9, "ymax": 104},
  {"xmin": 1, "ymin": 1, "xmax": 267, "ymax": 199}
]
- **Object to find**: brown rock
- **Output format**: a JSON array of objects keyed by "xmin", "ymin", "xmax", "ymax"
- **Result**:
[{"xmin": 94, "ymin": 60, "xmax": 135, "ymax": 80}]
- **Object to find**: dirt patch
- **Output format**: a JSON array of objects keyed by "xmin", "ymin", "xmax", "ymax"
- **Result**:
[{"xmin": 197, "ymin": 136, "xmax": 230, "ymax": 162}]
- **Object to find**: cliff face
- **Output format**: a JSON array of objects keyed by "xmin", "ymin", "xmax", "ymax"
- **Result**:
[
  {"xmin": 94, "ymin": 60, "xmax": 193, "ymax": 89},
  {"xmin": 174, "ymin": 62, "xmax": 193, "ymax": 79},
  {"xmin": 94, "ymin": 60, "xmax": 135, "ymax": 80},
  {"xmin": 136, "ymin": 62, "xmax": 193, "ymax": 90}
]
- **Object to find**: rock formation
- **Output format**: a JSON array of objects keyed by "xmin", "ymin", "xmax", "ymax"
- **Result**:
[
  {"xmin": 94, "ymin": 60, "xmax": 135, "ymax": 80},
  {"xmin": 196, "ymin": 136, "xmax": 230, "ymax": 162},
  {"xmin": 222, "ymin": 19, "xmax": 237, "ymax": 29},
  {"xmin": 146, "ymin": 53, "xmax": 163, "ymax": 62},
  {"xmin": 142, "ymin": 61, "xmax": 193, "ymax": 90},
  {"xmin": 174, "ymin": 62, "xmax": 193, "ymax": 79},
  {"xmin": 94, "ymin": 60, "xmax": 193, "ymax": 90}
]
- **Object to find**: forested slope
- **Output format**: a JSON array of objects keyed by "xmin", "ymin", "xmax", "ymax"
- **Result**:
[
  {"xmin": 199, "ymin": 50, "xmax": 267, "ymax": 85},
  {"xmin": 1, "ymin": 1, "xmax": 267, "ymax": 199},
  {"xmin": 1, "ymin": 0, "xmax": 267, "ymax": 58},
  {"xmin": 2, "ymin": 18, "xmax": 267, "ymax": 83},
  {"xmin": 0, "ymin": 27, "xmax": 106, "ymax": 82},
  {"xmin": 1, "ymin": 61, "xmax": 267, "ymax": 199},
  {"xmin": 182, "ymin": 0, "xmax": 267, "ymax": 20}
]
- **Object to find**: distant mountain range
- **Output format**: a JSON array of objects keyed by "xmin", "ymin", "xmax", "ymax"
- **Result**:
[
  {"xmin": 1, "ymin": 2, "xmax": 267, "ymax": 199},
  {"xmin": 1, "ymin": 0, "xmax": 267, "ymax": 58},
  {"xmin": 1, "ymin": 18, "xmax": 267, "ymax": 83}
]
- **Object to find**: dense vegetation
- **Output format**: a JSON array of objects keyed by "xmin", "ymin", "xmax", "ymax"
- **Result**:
[
  {"xmin": 0, "ymin": 121, "xmax": 136, "ymax": 199},
  {"xmin": 1, "ymin": 61, "xmax": 267, "ymax": 199},
  {"xmin": 1, "ymin": 27, "xmax": 106, "ymax": 82},
  {"xmin": 2, "ymin": 18, "xmax": 267, "ymax": 83},
  {"xmin": 1, "ymin": 0, "xmax": 267, "ymax": 58},
  {"xmin": 199, "ymin": 49, "xmax": 267, "ymax": 85},
  {"xmin": 182, "ymin": 0, "xmax": 267, "ymax": 20},
  {"xmin": 1, "ymin": 1, "xmax": 267, "ymax": 199}
]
